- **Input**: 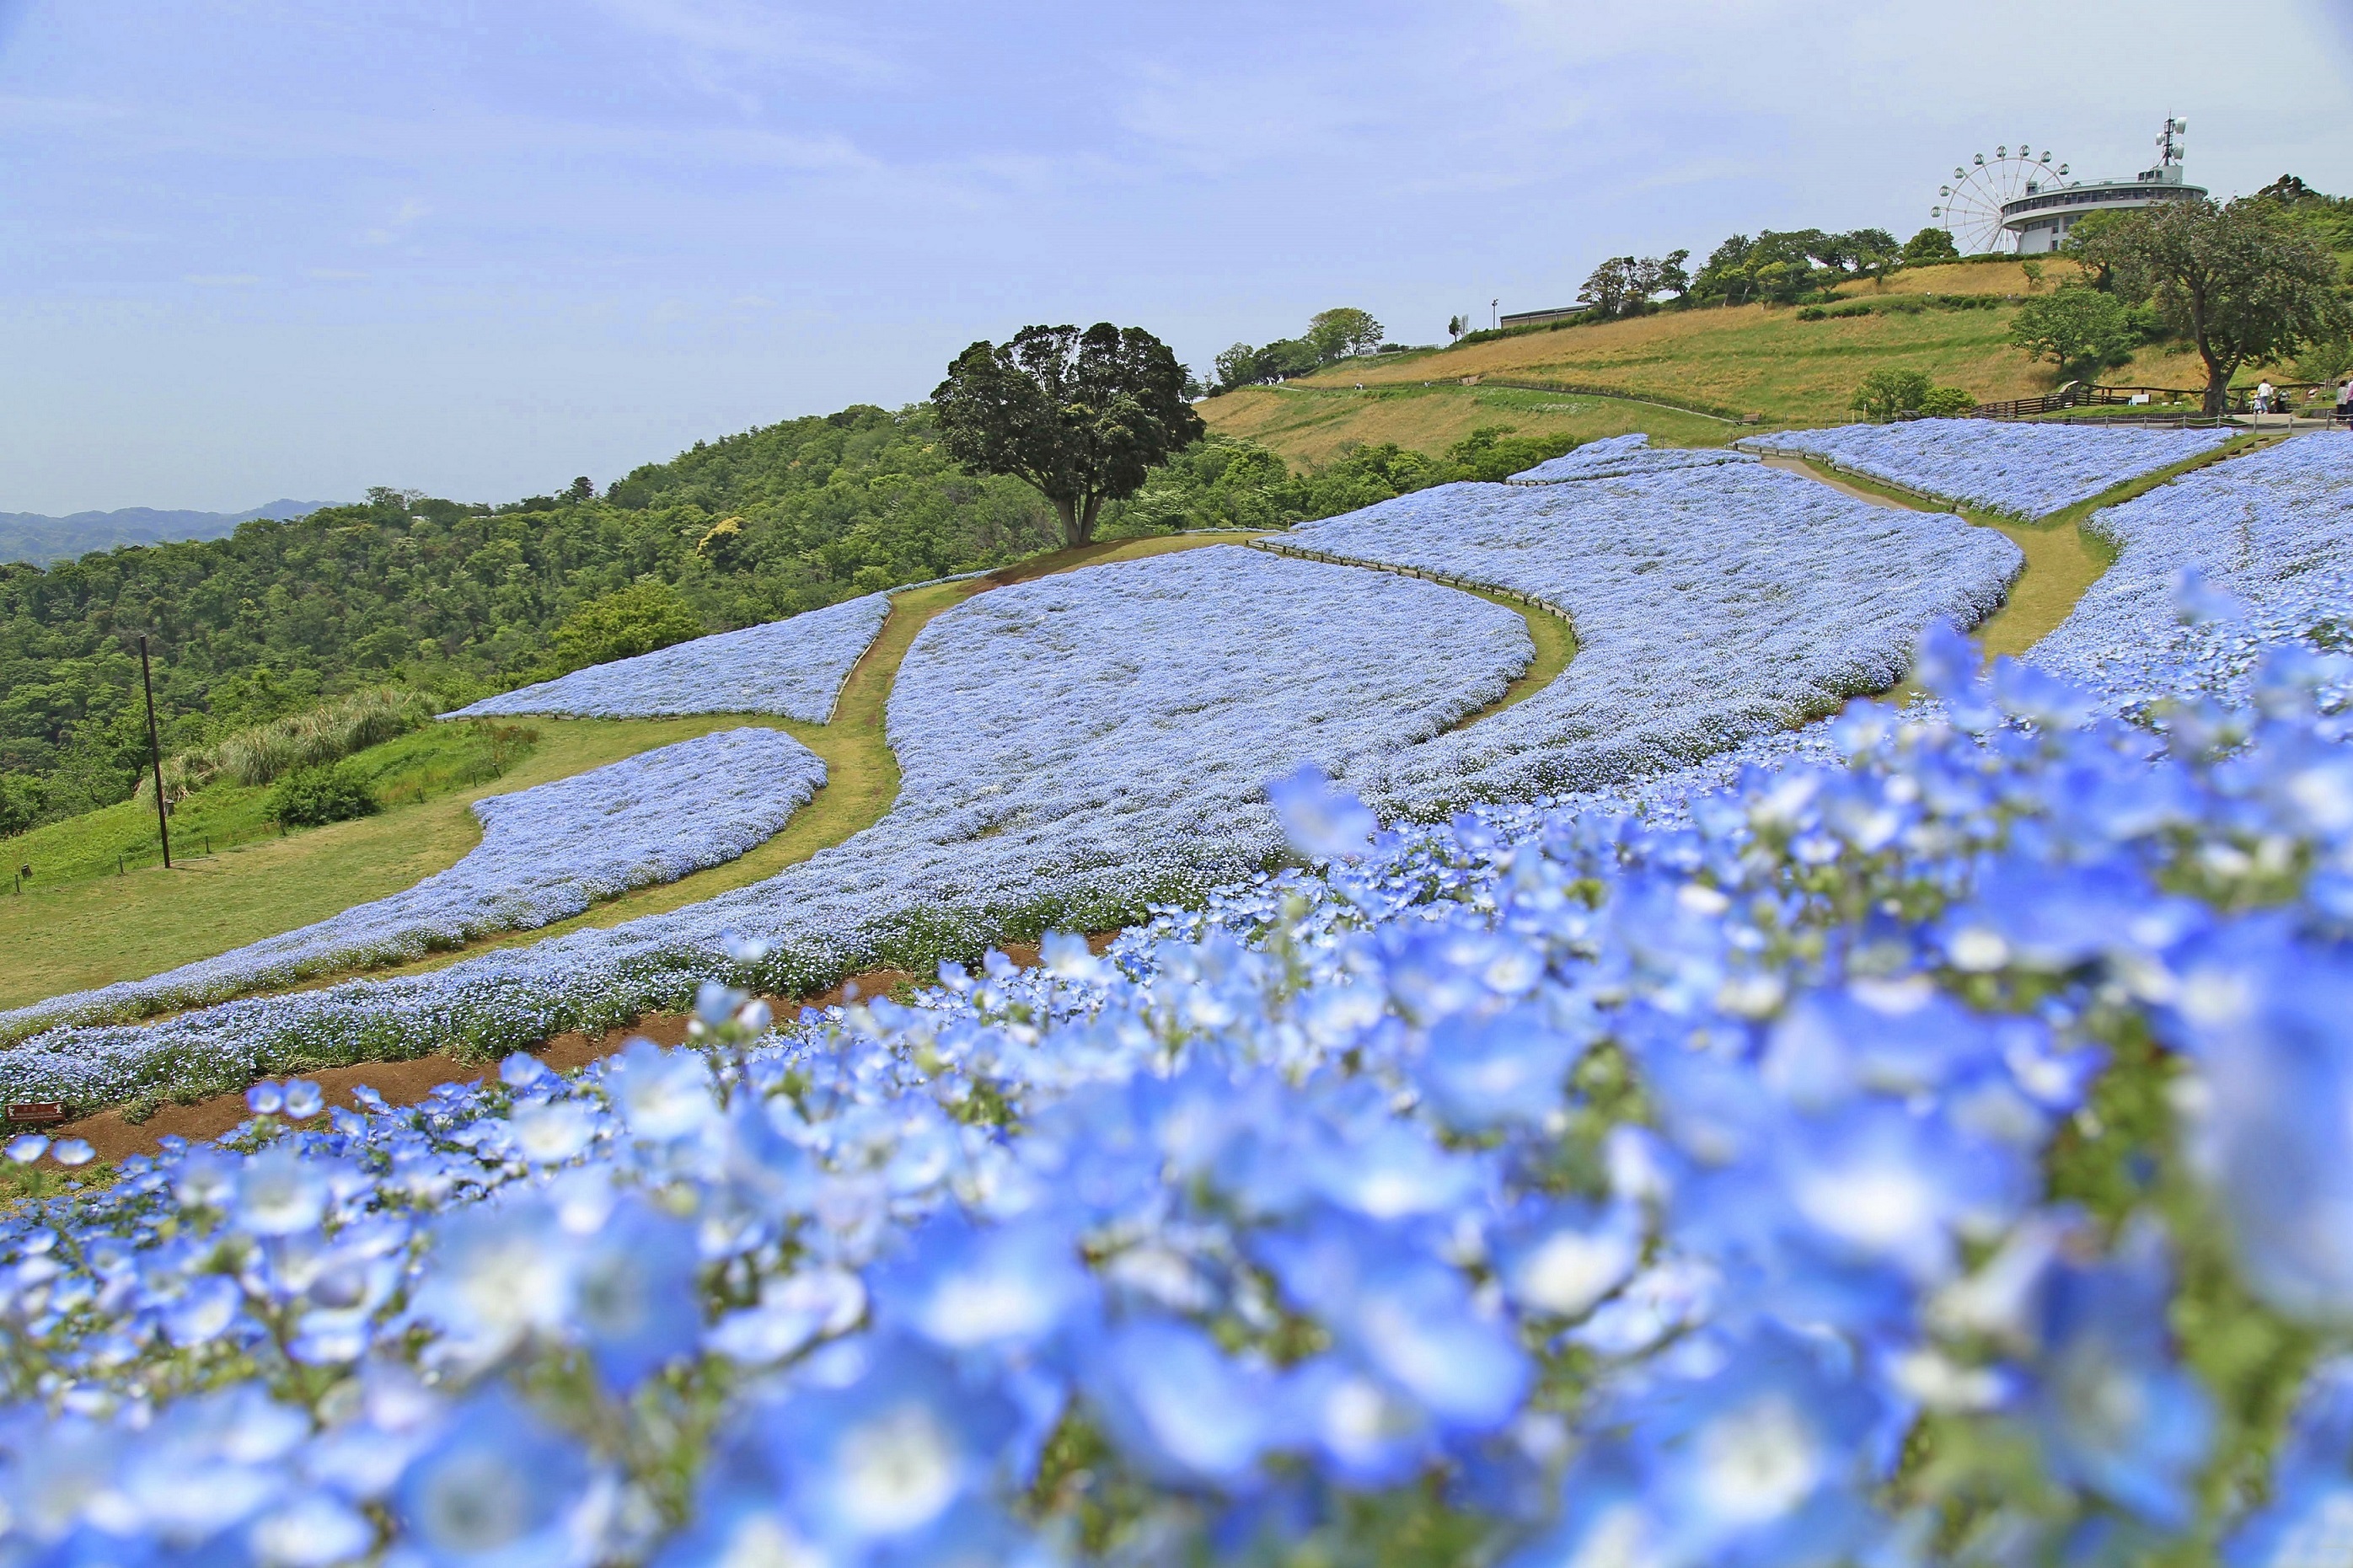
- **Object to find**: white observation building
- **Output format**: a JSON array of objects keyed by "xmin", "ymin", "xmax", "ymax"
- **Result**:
[{"xmin": 2002, "ymin": 118, "xmax": 2205, "ymax": 254}]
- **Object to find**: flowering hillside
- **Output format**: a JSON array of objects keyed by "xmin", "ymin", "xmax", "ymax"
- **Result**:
[
  {"xmin": 2029, "ymin": 434, "xmax": 2353, "ymax": 710},
  {"xmin": 0, "ymin": 548, "xmax": 1530, "ymax": 1108},
  {"xmin": 1507, "ymin": 431, "xmax": 1756, "ymax": 483},
  {"xmin": 1740, "ymin": 419, "xmax": 2234, "ymax": 518},
  {"xmin": 0, "ymin": 727, "xmax": 828, "ymax": 1043},
  {"xmin": 451, "ymin": 593, "xmax": 892, "ymax": 724},
  {"xmin": 9, "ymin": 603, "xmax": 2353, "ymax": 1564},
  {"xmin": 1273, "ymin": 459, "xmax": 2019, "ymax": 810}
]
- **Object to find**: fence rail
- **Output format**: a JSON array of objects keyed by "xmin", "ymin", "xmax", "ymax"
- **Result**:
[{"xmin": 1969, "ymin": 380, "xmax": 2336, "ymax": 423}]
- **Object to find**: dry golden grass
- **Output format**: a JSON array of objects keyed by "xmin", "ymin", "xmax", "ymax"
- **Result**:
[
  {"xmin": 1200, "ymin": 383, "xmax": 1735, "ymax": 466},
  {"xmin": 1830, "ymin": 259, "xmax": 2080, "ymax": 297},
  {"xmin": 1287, "ymin": 257, "xmax": 2233, "ymax": 421}
]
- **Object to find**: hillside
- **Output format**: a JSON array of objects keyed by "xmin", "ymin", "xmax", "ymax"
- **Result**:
[
  {"xmin": 0, "ymin": 404, "xmax": 1065, "ymax": 822},
  {"xmin": 1203, "ymin": 259, "xmax": 2222, "ymax": 465},
  {"xmin": 0, "ymin": 500, "xmax": 331, "ymax": 568}
]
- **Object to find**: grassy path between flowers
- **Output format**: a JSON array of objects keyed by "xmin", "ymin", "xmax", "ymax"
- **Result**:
[
  {"xmin": 4, "ymin": 532, "xmax": 1273, "ymax": 1025},
  {"xmin": 1763, "ymin": 432, "xmax": 2288, "ymax": 661}
]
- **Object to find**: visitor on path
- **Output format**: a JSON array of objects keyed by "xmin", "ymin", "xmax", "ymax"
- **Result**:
[
  {"xmin": 2338, "ymin": 378, "xmax": 2353, "ymax": 425},
  {"xmin": 2255, "ymin": 379, "xmax": 2275, "ymax": 415}
]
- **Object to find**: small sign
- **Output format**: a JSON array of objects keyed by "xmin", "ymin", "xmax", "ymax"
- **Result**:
[{"xmin": 6, "ymin": 1104, "xmax": 67, "ymax": 1126}]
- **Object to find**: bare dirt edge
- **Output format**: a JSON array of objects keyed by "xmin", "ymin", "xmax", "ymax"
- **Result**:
[{"xmin": 38, "ymin": 935, "xmax": 1118, "ymax": 1166}]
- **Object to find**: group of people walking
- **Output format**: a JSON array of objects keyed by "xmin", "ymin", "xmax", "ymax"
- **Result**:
[{"xmin": 2250, "ymin": 379, "xmax": 2353, "ymax": 423}]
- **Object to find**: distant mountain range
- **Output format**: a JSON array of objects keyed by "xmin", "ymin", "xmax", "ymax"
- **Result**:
[{"xmin": 0, "ymin": 500, "xmax": 335, "ymax": 566}]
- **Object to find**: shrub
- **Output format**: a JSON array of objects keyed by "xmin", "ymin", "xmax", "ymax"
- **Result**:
[
  {"xmin": 152, "ymin": 686, "xmax": 437, "ymax": 800},
  {"xmin": 1441, "ymin": 425, "xmax": 1579, "ymax": 483},
  {"xmin": 267, "ymin": 762, "xmax": 381, "ymax": 828},
  {"xmin": 550, "ymin": 581, "xmax": 706, "ymax": 673},
  {"xmin": 1850, "ymin": 367, "xmax": 1934, "ymax": 421},
  {"xmin": 1916, "ymin": 386, "xmax": 1978, "ymax": 417}
]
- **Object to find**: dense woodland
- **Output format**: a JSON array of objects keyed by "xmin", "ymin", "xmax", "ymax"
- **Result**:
[{"xmin": 0, "ymin": 406, "xmax": 1545, "ymax": 832}]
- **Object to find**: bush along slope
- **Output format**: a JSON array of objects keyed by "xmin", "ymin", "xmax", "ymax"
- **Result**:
[{"xmin": 10, "ymin": 627, "xmax": 2353, "ymax": 1565}]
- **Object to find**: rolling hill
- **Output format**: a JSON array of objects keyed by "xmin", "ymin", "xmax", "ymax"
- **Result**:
[{"xmin": 0, "ymin": 500, "xmax": 333, "ymax": 567}]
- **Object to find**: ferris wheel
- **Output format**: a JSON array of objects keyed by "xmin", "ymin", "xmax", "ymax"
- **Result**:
[{"xmin": 1931, "ymin": 145, "xmax": 2070, "ymax": 255}]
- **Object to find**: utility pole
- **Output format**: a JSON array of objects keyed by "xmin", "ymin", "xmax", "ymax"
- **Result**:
[
  {"xmin": 139, "ymin": 634, "xmax": 171, "ymax": 869},
  {"xmin": 1491, "ymin": 298, "xmax": 1499, "ymax": 330}
]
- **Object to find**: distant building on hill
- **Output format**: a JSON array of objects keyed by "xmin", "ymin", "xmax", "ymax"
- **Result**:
[
  {"xmin": 1498, "ymin": 305, "xmax": 1583, "ymax": 330},
  {"xmin": 2002, "ymin": 116, "xmax": 2206, "ymax": 254}
]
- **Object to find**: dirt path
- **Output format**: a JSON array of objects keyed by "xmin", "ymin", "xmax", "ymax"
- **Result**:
[{"xmin": 40, "ymin": 935, "xmax": 1113, "ymax": 1165}]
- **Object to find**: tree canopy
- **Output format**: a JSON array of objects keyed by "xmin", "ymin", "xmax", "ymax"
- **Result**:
[
  {"xmin": 2009, "ymin": 286, "xmax": 2143, "ymax": 384},
  {"xmin": 931, "ymin": 324, "xmax": 1206, "ymax": 549},
  {"xmin": 2071, "ymin": 195, "xmax": 2349, "ymax": 413},
  {"xmin": 1577, "ymin": 252, "xmax": 1691, "ymax": 319},
  {"xmin": 1211, "ymin": 306, "xmax": 1388, "ymax": 392},
  {"xmin": 0, "ymin": 403, "xmax": 1069, "ymax": 825},
  {"xmin": 1691, "ymin": 228, "xmax": 1905, "ymax": 307}
]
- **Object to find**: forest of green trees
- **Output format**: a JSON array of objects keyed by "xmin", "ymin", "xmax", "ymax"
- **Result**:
[{"xmin": 0, "ymin": 404, "xmax": 1538, "ymax": 832}]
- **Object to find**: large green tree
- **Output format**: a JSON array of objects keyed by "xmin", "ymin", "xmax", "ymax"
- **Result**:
[
  {"xmin": 2072, "ymin": 195, "xmax": 2348, "ymax": 414},
  {"xmin": 931, "ymin": 324, "xmax": 1205, "ymax": 547},
  {"xmin": 1305, "ymin": 307, "xmax": 1384, "ymax": 362},
  {"xmin": 2010, "ymin": 286, "xmax": 2142, "ymax": 384}
]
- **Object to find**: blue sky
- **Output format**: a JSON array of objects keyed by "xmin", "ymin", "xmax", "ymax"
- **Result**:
[{"xmin": 3, "ymin": 0, "xmax": 2347, "ymax": 514}]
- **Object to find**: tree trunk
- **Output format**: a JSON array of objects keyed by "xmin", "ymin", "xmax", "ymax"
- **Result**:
[
  {"xmin": 1053, "ymin": 495, "xmax": 1082, "ymax": 549},
  {"xmin": 2187, "ymin": 281, "xmax": 2232, "ymax": 417},
  {"xmin": 1078, "ymin": 495, "xmax": 1103, "ymax": 546}
]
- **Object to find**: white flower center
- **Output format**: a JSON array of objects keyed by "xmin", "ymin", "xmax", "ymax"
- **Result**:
[
  {"xmin": 834, "ymin": 1403, "xmax": 959, "ymax": 1536},
  {"xmin": 1693, "ymin": 1394, "xmax": 1821, "ymax": 1524}
]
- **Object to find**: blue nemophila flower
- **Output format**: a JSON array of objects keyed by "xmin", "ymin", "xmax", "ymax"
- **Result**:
[
  {"xmin": 706, "ymin": 1266, "xmax": 866, "ymax": 1365},
  {"xmin": 1281, "ymin": 1353, "xmax": 1440, "ymax": 1486},
  {"xmin": 873, "ymin": 1212, "xmax": 1096, "ymax": 1357},
  {"xmin": 1575, "ymin": 1323, "xmax": 1895, "ymax": 1568},
  {"xmin": 2013, "ymin": 1220, "xmax": 2214, "ymax": 1528},
  {"xmin": 118, "ymin": 1391, "xmax": 306, "ymax": 1546},
  {"xmin": 605, "ymin": 1039, "xmax": 721, "ymax": 1142},
  {"xmin": 1497, "ymin": 1197, "xmax": 1645, "ymax": 1320},
  {"xmin": 1415, "ymin": 1002, "xmax": 1586, "ymax": 1132},
  {"xmin": 162, "ymin": 1272, "xmax": 247, "ymax": 1349},
  {"xmin": 1267, "ymin": 764, "xmax": 1377, "ymax": 862},
  {"xmin": 710, "ymin": 1335, "xmax": 1017, "ymax": 1553},
  {"xmin": 249, "ymin": 1489, "xmax": 378, "ymax": 1568},
  {"xmin": 1084, "ymin": 1315, "xmax": 1281, "ymax": 1488},
  {"xmin": 570, "ymin": 1194, "xmax": 702, "ymax": 1392},
  {"xmin": 410, "ymin": 1193, "xmax": 576, "ymax": 1368},
  {"xmin": 4, "ymin": 1133, "xmax": 46, "ymax": 1164},
  {"xmin": 2173, "ymin": 934, "xmax": 2353, "ymax": 1321},
  {"xmin": 394, "ymin": 1387, "xmax": 614, "ymax": 1568},
  {"xmin": 1259, "ymin": 1214, "xmax": 1530, "ymax": 1433},
  {"xmin": 233, "ymin": 1146, "xmax": 335, "ymax": 1236}
]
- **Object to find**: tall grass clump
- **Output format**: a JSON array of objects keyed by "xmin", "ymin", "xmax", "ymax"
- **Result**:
[{"xmin": 143, "ymin": 686, "xmax": 439, "ymax": 803}]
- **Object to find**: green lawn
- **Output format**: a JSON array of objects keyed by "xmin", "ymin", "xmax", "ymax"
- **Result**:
[
  {"xmin": 0, "ymin": 713, "xmax": 776, "ymax": 1009},
  {"xmin": 1, "ymin": 720, "xmax": 538, "ymax": 890}
]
